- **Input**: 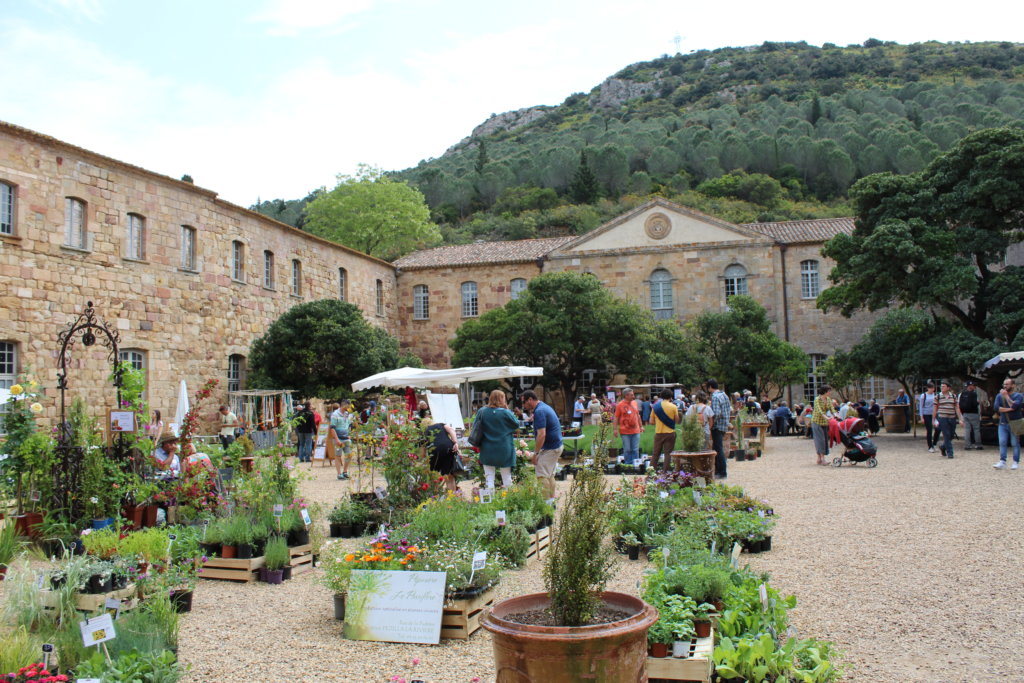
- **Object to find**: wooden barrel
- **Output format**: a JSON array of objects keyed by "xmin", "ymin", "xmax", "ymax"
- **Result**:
[{"xmin": 882, "ymin": 404, "xmax": 906, "ymax": 433}]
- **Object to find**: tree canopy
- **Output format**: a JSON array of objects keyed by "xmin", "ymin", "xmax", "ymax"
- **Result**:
[
  {"xmin": 248, "ymin": 299, "xmax": 420, "ymax": 399},
  {"xmin": 304, "ymin": 165, "xmax": 440, "ymax": 261},
  {"xmin": 819, "ymin": 127, "xmax": 1024, "ymax": 377},
  {"xmin": 449, "ymin": 272, "xmax": 699, "ymax": 413},
  {"xmin": 687, "ymin": 295, "xmax": 809, "ymax": 398}
]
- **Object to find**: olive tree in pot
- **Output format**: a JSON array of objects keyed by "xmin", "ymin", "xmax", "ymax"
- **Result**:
[{"xmin": 481, "ymin": 420, "xmax": 657, "ymax": 682}]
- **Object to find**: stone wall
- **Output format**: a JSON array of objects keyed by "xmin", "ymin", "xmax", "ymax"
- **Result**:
[
  {"xmin": 396, "ymin": 261, "xmax": 544, "ymax": 367},
  {"xmin": 0, "ymin": 123, "xmax": 397, "ymax": 430}
]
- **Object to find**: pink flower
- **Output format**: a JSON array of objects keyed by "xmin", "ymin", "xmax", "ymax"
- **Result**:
[{"xmin": 411, "ymin": 657, "xmax": 420, "ymax": 665}]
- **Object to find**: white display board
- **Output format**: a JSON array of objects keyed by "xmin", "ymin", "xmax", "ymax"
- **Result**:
[
  {"xmin": 426, "ymin": 392, "xmax": 464, "ymax": 430},
  {"xmin": 343, "ymin": 570, "xmax": 447, "ymax": 644}
]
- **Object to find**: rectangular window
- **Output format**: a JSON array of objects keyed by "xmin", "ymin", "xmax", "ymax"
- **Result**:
[
  {"xmin": 232, "ymin": 241, "xmax": 245, "ymax": 281},
  {"xmin": 291, "ymin": 259, "xmax": 302, "ymax": 296},
  {"xmin": 461, "ymin": 281, "xmax": 478, "ymax": 317},
  {"xmin": 181, "ymin": 225, "xmax": 197, "ymax": 270},
  {"xmin": 228, "ymin": 354, "xmax": 245, "ymax": 393},
  {"xmin": 0, "ymin": 341, "xmax": 15, "ymax": 424},
  {"xmin": 338, "ymin": 268, "xmax": 347, "ymax": 302},
  {"xmin": 376, "ymin": 279, "xmax": 384, "ymax": 316},
  {"xmin": 801, "ymin": 260, "xmax": 820, "ymax": 299},
  {"xmin": 413, "ymin": 284, "xmax": 429, "ymax": 320},
  {"xmin": 510, "ymin": 278, "xmax": 527, "ymax": 301},
  {"xmin": 264, "ymin": 251, "xmax": 275, "ymax": 289},
  {"xmin": 126, "ymin": 214, "xmax": 145, "ymax": 260},
  {"xmin": 1, "ymin": 182, "xmax": 14, "ymax": 235},
  {"xmin": 117, "ymin": 349, "xmax": 147, "ymax": 400},
  {"xmin": 804, "ymin": 354, "xmax": 827, "ymax": 403},
  {"xmin": 64, "ymin": 197, "xmax": 86, "ymax": 248}
]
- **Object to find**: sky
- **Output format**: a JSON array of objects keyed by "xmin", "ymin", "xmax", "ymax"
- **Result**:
[{"xmin": 3, "ymin": 0, "xmax": 1022, "ymax": 206}]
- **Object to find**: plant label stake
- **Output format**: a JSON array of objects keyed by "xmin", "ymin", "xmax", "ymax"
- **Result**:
[
  {"xmin": 273, "ymin": 504, "xmax": 284, "ymax": 517},
  {"xmin": 41, "ymin": 643, "xmax": 53, "ymax": 669},
  {"xmin": 79, "ymin": 613, "xmax": 116, "ymax": 662},
  {"xmin": 694, "ymin": 476, "xmax": 706, "ymax": 488},
  {"xmin": 104, "ymin": 598, "xmax": 122, "ymax": 620},
  {"xmin": 202, "ymin": 519, "xmax": 209, "ymax": 541},
  {"xmin": 710, "ymin": 541, "xmax": 716, "ymax": 556},
  {"xmin": 36, "ymin": 574, "xmax": 45, "ymax": 589},
  {"xmin": 759, "ymin": 583, "xmax": 769, "ymax": 611},
  {"xmin": 661, "ymin": 547, "xmax": 670, "ymax": 569},
  {"xmin": 496, "ymin": 510, "xmax": 506, "ymax": 526},
  {"xmin": 692, "ymin": 490, "xmax": 702, "ymax": 505},
  {"xmin": 30, "ymin": 489, "xmax": 40, "ymax": 502},
  {"xmin": 730, "ymin": 542, "xmax": 742, "ymax": 569},
  {"xmin": 758, "ymin": 510, "xmax": 765, "ymax": 518},
  {"xmin": 469, "ymin": 550, "xmax": 487, "ymax": 585},
  {"xmin": 659, "ymin": 491, "xmax": 669, "ymax": 499},
  {"xmin": 374, "ymin": 486, "xmax": 386, "ymax": 500},
  {"xmin": 480, "ymin": 488, "xmax": 494, "ymax": 504},
  {"xmin": 301, "ymin": 508, "xmax": 312, "ymax": 526},
  {"xmin": 166, "ymin": 533, "xmax": 177, "ymax": 556}
]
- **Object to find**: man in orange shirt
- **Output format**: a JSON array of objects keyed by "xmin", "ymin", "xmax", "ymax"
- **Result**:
[{"xmin": 614, "ymin": 388, "xmax": 642, "ymax": 464}]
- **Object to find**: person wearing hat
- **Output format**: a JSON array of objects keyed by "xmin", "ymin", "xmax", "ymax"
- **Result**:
[
  {"xmin": 959, "ymin": 380, "xmax": 982, "ymax": 450},
  {"xmin": 154, "ymin": 431, "xmax": 181, "ymax": 476}
]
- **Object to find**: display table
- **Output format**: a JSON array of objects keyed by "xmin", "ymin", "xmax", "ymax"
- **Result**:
[{"xmin": 670, "ymin": 450, "xmax": 715, "ymax": 480}]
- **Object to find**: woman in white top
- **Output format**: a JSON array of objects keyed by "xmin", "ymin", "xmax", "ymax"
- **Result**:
[{"xmin": 587, "ymin": 395, "xmax": 603, "ymax": 425}]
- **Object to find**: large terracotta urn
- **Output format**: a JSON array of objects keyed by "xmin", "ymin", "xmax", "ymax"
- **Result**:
[{"xmin": 481, "ymin": 591, "xmax": 658, "ymax": 683}]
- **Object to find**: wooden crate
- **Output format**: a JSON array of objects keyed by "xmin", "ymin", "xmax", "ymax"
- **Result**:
[
  {"xmin": 646, "ymin": 629, "xmax": 714, "ymax": 682},
  {"xmin": 201, "ymin": 554, "xmax": 266, "ymax": 582},
  {"xmin": 40, "ymin": 583, "xmax": 138, "ymax": 613},
  {"xmin": 289, "ymin": 543, "xmax": 313, "ymax": 576},
  {"xmin": 524, "ymin": 526, "xmax": 552, "ymax": 567},
  {"xmin": 441, "ymin": 587, "xmax": 495, "ymax": 640}
]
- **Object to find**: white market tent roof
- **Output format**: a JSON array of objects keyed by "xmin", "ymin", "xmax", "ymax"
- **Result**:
[
  {"xmin": 351, "ymin": 366, "xmax": 543, "ymax": 391},
  {"xmin": 979, "ymin": 351, "xmax": 1024, "ymax": 376}
]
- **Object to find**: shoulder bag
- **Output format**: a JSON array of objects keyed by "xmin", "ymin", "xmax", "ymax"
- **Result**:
[{"xmin": 468, "ymin": 412, "xmax": 484, "ymax": 447}]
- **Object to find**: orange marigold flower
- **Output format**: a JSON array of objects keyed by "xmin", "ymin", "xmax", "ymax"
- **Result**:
[{"xmin": 344, "ymin": 554, "xmax": 355, "ymax": 562}]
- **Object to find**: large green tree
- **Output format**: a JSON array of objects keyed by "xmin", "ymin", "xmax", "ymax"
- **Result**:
[
  {"xmin": 449, "ymin": 272, "xmax": 698, "ymax": 413},
  {"xmin": 248, "ymin": 300, "xmax": 420, "ymax": 399},
  {"xmin": 819, "ymin": 128, "xmax": 1024, "ymax": 366},
  {"xmin": 304, "ymin": 165, "xmax": 440, "ymax": 260},
  {"xmin": 687, "ymin": 295, "xmax": 809, "ymax": 398}
]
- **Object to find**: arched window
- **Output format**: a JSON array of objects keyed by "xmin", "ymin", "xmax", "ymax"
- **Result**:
[
  {"xmin": 461, "ymin": 281, "xmax": 478, "ymax": 317},
  {"xmin": 800, "ymin": 259, "xmax": 820, "ymax": 299},
  {"xmin": 64, "ymin": 197, "xmax": 87, "ymax": 248},
  {"xmin": 228, "ymin": 354, "xmax": 246, "ymax": 393},
  {"xmin": 724, "ymin": 264, "xmax": 748, "ymax": 299},
  {"xmin": 649, "ymin": 269, "xmax": 673, "ymax": 319},
  {"xmin": 291, "ymin": 259, "xmax": 302, "ymax": 296},
  {"xmin": 510, "ymin": 278, "xmax": 527, "ymax": 301},
  {"xmin": 413, "ymin": 284, "xmax": 429, "ymax": 320},
  {"xmin": 231, "ymin": 241, "xmax": 245, "ymax": 281},
  {"xmin": 338, "ymin": 268, "xmax": 347, "ymax": 302},
  {"xmin": 1, "ymin": 181, "xmax": 15, "ymax": 235},
  {"xmin": 375, "ymin": 279, "xmax": 384, "ymax": 316},
  {"xmin": 126, "ymin": 213, "xmax": 145, "ymax": 260},
  {"xmin": 804, "ymin": 353, "xmax": 827, "ymax": 403}
]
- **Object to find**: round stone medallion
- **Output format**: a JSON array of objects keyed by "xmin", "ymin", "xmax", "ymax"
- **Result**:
[{"xmin": 644, "ymin": 213, "xmax": 672, "ymax": 240}]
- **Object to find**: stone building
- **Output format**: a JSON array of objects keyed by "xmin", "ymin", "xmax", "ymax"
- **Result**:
[
  {"xmin": 395, "ymin": 199, "xmax": 889, "ymax": 405},
  {"xmin": 0, "ymin": 121, "xmax": 396, "ymax": 427},
  {"xmin": 1, "ymin": 122, "xmax": 891, "ymax": 430}
]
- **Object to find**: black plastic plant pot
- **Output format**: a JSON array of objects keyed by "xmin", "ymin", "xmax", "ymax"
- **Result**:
[
  {"xmin": 171, "ymin": 590, "xmax": 194, "ymax": 613},
  {"xmin": 333, "ymin": 593, "xmax": 345, "ymax": 620},
  {"xmin": 627, "ymin": 545, "xmax": 641, "ymax": 560},
  {"xmin": 237, "ymin": 544, "xmax": 254, "ymax": 559}
]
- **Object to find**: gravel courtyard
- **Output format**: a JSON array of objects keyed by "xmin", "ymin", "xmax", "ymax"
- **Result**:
[{"xmin": 176, "ymin": 431, "xmax": 1024, "ymax": 682}]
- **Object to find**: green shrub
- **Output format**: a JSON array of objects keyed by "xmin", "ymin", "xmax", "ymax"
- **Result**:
[
  {"xmin": 264, "ymin": 536, "xmax": 289, "ymax": 571},
  {"xmin": 490, "ymin": 523, "xmax": 531, "ymax": 567}
]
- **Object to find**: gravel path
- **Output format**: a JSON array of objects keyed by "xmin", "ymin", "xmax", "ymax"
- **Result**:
[{"xmin": 7, "ymin": 432, "xmax": 1011, "ymax": 681}]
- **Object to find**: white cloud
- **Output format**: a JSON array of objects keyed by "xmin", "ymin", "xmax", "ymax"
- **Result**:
[
  {"xmin": 248, "ymin": 0, "xmax": 377, "ymax": 36},
  {"xmin": 33, "ymin": 0, "xmax": 104, "ymax": 22}
]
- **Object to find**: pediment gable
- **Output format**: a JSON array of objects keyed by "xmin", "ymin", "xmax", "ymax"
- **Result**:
[{"xmin": 550, "ymin": 199, "xmax": 770, "ymax": 256}]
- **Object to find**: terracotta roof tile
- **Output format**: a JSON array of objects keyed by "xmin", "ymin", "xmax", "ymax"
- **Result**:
[
  {"xmin": 741, "ymin": 217, "xmax": 855, "ymax": 244},
  {"xmin": 394, "ymin": 236, "xmax": 576, "ymax": 269}
]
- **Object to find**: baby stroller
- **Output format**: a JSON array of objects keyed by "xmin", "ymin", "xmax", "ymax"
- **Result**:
[{"xmin": 830, "ymin": 417, "xmax": 878, "ymax": 467}]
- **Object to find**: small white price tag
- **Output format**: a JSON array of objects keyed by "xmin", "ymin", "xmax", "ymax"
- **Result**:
[
  {"xmin": 659, "ymin": 491, "xmax": 668, "ymax": 499},
  {"xmin": 694, "ymin": 476, "xmax": 706, "ymax": 488},
  {"xmin": 78, "ymin": 679, "xmax": 101, "ymax": 683},
  {"xmin": 479, "ymin": 488, "xmax": 494, "ymax": 504},
  {"xmin": 104, "ymin": 598, "xmax": 122, "ymax": 620},
  {"xmin": 692, "ymin": 490, "xmax": 702, "ymax": 505},
  {"xmin": 472, "ymin": 551, "xmax": 487, "ymax": 571},
  {"xmin": 584, "ymin": 458, "xmax": 594, "ymax": 466},
  {"xmin": 710, "ymin": 541, "xmax": 717, "ymax": 556},
  {"xmin": 496, "ymin": 510, "xmax": 506, "ymax": 526},
  {"xmin": 378, "ymin": 524, "xmax": 387, "ymax": 538},
  {"xmin": 730, "ymin": 542, "xmax": 742, "ymax": 569},
  {"xmin": 79, "ymin": 613, "xmax": 116, "ymax": 647},
  {"xmin": 273, "ymin": 504, "xmax": 284, "ymax": 517},
  {"xmin": 661, "ymin": 547, "xmax": 670, "ymax": 562},
  {"xmin": 373, "ymin": 486, "xmax": 386, "ymax": 500},
  {"xmin": 759, "ymin": 583, "xmax": 769, "ymax": 610},
  {"xmin": 758, "ymin": 510, "xmax": 766, "ymax": 518},
  {"xmin": 30, "ymin": 490, "xmax": 41, "ymax": 502},
  {"xmin": 36, "ymin": 574, "xmax": 45, "ymax": 589},
  {"xmin": 301, "ymin": 508, "xmax": 312, "ymax": 526}
]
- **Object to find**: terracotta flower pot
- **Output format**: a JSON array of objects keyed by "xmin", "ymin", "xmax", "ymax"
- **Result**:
[
  {"xmin": 481, "ymin": 591, "xmax": 657, "ymax": 683},
  {"xmin": 694, "ymin": 620, "xmax": 712, "ymax": 638},
  {"xmin": 220, "ymin": 544, "xmax": 237, "ymax": 559},
  {"xmin": 13, "ymin": 512, "xmax": 44, "ymax": 538},
  {"xmin": 649, "ymin": 642, "xmax": 669, "ymax": 658},
  {"xmin": 142, "ymin": 505, "xmax": 159, "ymax": 528}
]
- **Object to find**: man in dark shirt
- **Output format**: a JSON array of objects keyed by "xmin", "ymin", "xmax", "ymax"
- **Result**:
[
  {"xmin": 959, "ymin": 380, "xmax": 982, "ymax": 450},
  {"xmin": 294, "ymin": 401, "xmax": 317, "ymax": 463}
]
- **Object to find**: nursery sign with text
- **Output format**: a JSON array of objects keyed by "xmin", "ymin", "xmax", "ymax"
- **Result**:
[{"xmin": 343, "ymin": 570, "xmax": 446, "ymax": 645}]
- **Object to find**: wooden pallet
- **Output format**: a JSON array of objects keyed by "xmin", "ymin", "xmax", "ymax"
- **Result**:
[
  {"xmin": 524, "ymin": 526, "xmax": 552, "ymax": 567},
  {"xmin": 441, "ymin": 587, "xmax": 495, "ymax": 640},
  {"xmin": 40, "ymin": 583, "xmax": 138, "ymax": 613},
  {"xmin": 646, "ymin": 629, "xmax": 714, "ymax": 682}
]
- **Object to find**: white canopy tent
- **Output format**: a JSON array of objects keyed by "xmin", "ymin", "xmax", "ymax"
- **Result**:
[
  {"xmin": 351, "ymin": 365, "xmax": 544, "ymax": 416},
  {"xmin": 172, "ymin": 379, "xmax": 189, "ymax": 436},
  {"xmin": 980, "ymin": 351, "xmax": 1024, "ymax": 376}
]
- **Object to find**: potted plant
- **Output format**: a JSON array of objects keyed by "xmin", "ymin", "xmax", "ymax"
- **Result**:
[
  {"xmin": 481, "ymin": 420, "xmax": 657, "ymax": 682},
  {"xmin": 673, "ymin": 414, "xmax": 716, "ymax": 480},
  {"xmin": 262, "ymin": 536, "xmax": 289, "ymax": 584},
  {"xmin": 328, "ymin": 501, "xmax": 354, "ymax": 538},
  {"xmin": 0, "ymin": 521, "xmax": 25, "ymax": 580}
]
